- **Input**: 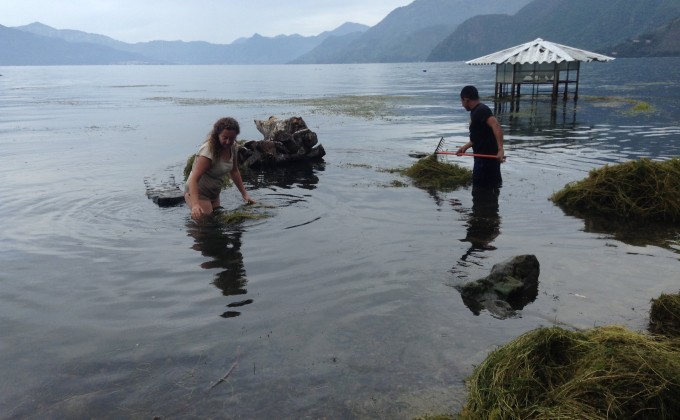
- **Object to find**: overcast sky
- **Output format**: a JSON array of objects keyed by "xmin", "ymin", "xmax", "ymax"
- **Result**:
[{"xmin": 3, "ymin": 0, "xmax": 415, "ymax": 44}]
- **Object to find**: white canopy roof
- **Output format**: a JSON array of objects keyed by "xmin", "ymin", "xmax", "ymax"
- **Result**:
[{"xmin": 466, "ymin": 38, "xmax": 615, "ymax": 65}]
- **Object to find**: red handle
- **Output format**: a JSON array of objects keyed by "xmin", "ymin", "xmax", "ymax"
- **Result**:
[{"xmin": 436, "ymin": 151, "xmax": 500, "ymax": 159}]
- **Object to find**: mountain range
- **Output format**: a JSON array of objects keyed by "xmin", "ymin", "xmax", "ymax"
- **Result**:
[
  {"xmin": 2, "ymin": 0, "xmax": 679, "ymax": 66},
  {"xmin": 292, "ymin": 0, "xmax": 531, "ymax": 64},
  {"xmin": 427, "ymin": 0, "xmax": 680, "ymax": 61}
]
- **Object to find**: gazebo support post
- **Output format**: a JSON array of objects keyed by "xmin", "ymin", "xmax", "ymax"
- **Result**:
[
  {"xmin": 551, "ymin": 64, "xmax": 559, "ymax": 102},
  {"xmin": 574, "ymin": 63, "xmax": 581, "ymax": 101}
]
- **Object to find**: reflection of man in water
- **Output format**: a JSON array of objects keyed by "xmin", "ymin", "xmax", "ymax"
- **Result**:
[
  {"xmin": 186, "ymin": 219, "xmax": 252, "ymax": 318},
  {"xmin": 456, "ymin": 85, "xmax": 505, "ymax": 188},
  {"xmin": 458, "ymin": 187, "xmax": 501, "ymax": 265}
]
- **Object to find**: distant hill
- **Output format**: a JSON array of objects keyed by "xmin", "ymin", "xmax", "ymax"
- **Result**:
[
  {"xmin": 118, "ymin": 22, "xmax": 370, "ymax": 65},
  {"xmin": 427, "ymin": 0, "xmax": 680, "ymax": 61},
  {"xmin": 288, "ymin": 31, "xmax": 365, "ymax": 65},
  {"xmin": 0, "ymin": 24, "xmax": 159, "ymax": 65},
  {"xmin": 14, "ymin": 22, "xmax": 132, "ymax": 51},
  {"xmin": 9, "ymin": 21, "xmax": 369, "ymax": 65},
  {"xmin": 609, "ymin": 16, "xmax": 680, "ymax": 57},
  {"xmin": 293, "ymin": 0, "xmax": 533, "ymax": 64}
]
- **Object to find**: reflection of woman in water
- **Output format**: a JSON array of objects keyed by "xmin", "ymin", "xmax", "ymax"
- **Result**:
[
  {"xmin": 187, "ymin": 220, "xmax": 252, "ymax": 318},
  {"xmin": 185, "ymin": 117, "xmax": 255, "ymax": 221}
]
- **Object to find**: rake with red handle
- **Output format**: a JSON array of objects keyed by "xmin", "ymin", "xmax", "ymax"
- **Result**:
[{"xmin": 434, "ymin": 137, "xmax": 505, "ymax": 160}]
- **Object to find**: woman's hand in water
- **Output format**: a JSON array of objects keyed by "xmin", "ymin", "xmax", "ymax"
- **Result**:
[{"xmin": 191, "ymin": 205, "xmax": 205, "ymax": 220}]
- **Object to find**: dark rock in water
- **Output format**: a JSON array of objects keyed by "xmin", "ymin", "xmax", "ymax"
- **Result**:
[
  {"xmin": 145, "ymin": 175, "xmax": 185, "ymax": 207},
  {"xmin": 456, "ymin": 254, "xmax": 540, "ymax": 319},
  {"xmin": 409, "ymin": 152, "xmax": 429, "ymax": 159}
]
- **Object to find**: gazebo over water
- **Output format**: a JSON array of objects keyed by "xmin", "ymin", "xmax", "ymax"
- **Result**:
[{"xmin": 466, "ymin": 38, "xmax": 614, "ymax": 103}]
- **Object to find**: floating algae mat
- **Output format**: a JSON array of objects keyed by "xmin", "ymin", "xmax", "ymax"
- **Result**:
[
  {"xmin": 147, "ymin": 95, "xmax": 409, "ymax": 120},
  {"xmin": 402, "ymin": 154, "xmax": 472, "ymax": 190},
  {"xmin": 585, "ymin": 96, "xmax": 658, "ymax": 115},
  {"xmin": 461, "ymin": 325, "xmax": 680, "ymax": 419},
  {"xmin": 214, "ymin": 204, "xmax": 273, "ymax": 225},
  {"xmin": 551, "ymin": 158, "xmax": 680, "ymax": 223}
]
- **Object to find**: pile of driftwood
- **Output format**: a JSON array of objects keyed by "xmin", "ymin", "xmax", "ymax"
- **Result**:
[{"xmin": 238, "ymin": 116, "xmax": 325, "ymax": 168}]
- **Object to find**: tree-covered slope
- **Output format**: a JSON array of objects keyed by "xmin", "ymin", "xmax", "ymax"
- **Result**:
[{"xmin": 428, "ymin": 0, "xmax": 680, "ymax": 61}]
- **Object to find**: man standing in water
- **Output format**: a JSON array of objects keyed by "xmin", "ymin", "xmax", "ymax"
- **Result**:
[{"xmin": 456, "ymin": 85, "xmax": 505, "ymax": 188}]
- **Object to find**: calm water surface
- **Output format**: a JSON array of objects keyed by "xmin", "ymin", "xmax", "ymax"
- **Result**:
[{"xmin": 1, "ymin": 60, "xmax": 679, "ymax": 418}]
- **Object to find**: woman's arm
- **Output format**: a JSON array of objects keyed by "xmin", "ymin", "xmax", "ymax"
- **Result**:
[
  {"xmin": 187, "ymin": 155, "xmax": 212, "ymax": 218},
  {"xmin": 230, "ymin": 153, "xmax": 255, "ymax": 204}
]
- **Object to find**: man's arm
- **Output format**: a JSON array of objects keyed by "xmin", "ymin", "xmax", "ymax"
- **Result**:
[{"xmin": 487, "ymin": 116, "xmax": 505, "ymax": 161}]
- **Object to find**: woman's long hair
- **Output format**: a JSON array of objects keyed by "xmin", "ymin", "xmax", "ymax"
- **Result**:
[{"xmin": 205, "ymin": 117, "xmax": 240, "ymax": 159}]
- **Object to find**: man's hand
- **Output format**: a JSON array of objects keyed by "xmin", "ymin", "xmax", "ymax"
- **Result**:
[{"xmin": 497, "ymin": 149, "xmax": 506, "ymax": 162}]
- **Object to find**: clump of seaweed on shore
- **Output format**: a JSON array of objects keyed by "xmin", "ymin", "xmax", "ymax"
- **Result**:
[
  {"xmin": 550, "ymin": 158, "xmax": 680, "ymax": 222},
  {"xmin": 460, "ymin": 323, "xmax": 680, "ymax": 420},
  {"xmin": 650, "ymin": 292, "xmax": 680, "ymax": 339},
  {"xmin": 401, "ymin": 155, "xmax": 472, "ymax": 190}
]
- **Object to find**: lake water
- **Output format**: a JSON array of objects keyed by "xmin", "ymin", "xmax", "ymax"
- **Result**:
[{"xmin": 1, "ymin": 59, "xmax": 679, "ymax": 419}]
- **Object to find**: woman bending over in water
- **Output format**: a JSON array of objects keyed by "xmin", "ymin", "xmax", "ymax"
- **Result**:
[{"xmin": 185, "ymin": 117, "xmax": 255, "ymax": 220}]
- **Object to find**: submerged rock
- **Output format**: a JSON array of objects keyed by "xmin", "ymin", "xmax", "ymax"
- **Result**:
[{"xmin": 456, "ymin": 254, "xmax": 540, "ymax": 318}]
